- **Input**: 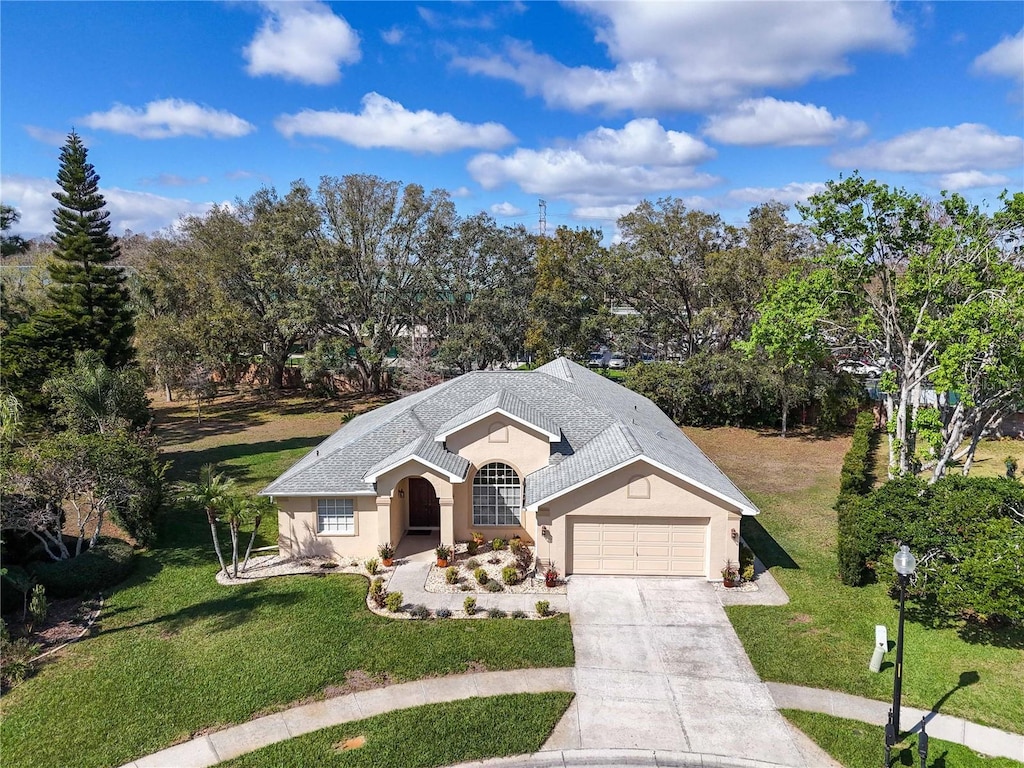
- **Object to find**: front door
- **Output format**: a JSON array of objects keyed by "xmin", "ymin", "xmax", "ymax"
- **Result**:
[{"xmin": 408, "ymin": 477, "xmax": 440, "ymax": 528}]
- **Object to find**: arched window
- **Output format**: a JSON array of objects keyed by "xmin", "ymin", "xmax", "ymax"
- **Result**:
[{"xmin": 472, "ymin": 462, "xmax": 522, "ymax": 526}]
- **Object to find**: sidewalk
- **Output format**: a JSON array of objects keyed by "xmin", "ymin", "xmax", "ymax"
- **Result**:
[
  {"xmin": 119, "ymin": 668, "xmax": 574, "ymax": 768},
  {"xmin": 386, "ymin": 561, "xmax": 570, "ymax": 616},
  {"xmin": 768, "ymin": 682, "xmax": 1024, "ymax": 762}
]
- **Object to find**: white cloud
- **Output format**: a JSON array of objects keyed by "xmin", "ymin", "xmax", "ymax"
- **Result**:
[
  {"xmin": 726, "ymin": 181, "xmax": 828, "ymax": 206},
  {"xmin": 381, "ymin": 26, "xmax": 404, "ymax": 45},
  {"xmin": 1, "ymin": 174, "xmax": 216, "ymax": 237},
  {"xmin": 81, "ymin": 99, "xmax": 255, "ymax": 139},
  {"xmin": 831, "ymin": 123, "xmax": 1024, "ymax": 173},
  {"xmin": 468, "ymin": 119, "xmax": 717, "ymax": 203},
  {"xmin": 140, "ymin": 174, "xmax": 210, "ymax": 187},
  {"xmin": 704, "ymin": 98, "xmax": 868, "ymax": 146},
  {"xmin": 245, "ymin": 1, "xmax": 360, "ymax": 85},
  {"xmin": 451, "ymin": 186, "xmax": 473, "ymax": 198},
  {"xmin": 453, "ymin": 2, "xmax": 910, "ymax": 111},
  {"xmin": 275, "ymin": 92, "xmax": 515, "ymax": 153},
  {"xmin": 936, "ymin": 171, "xmax": 1011, "ymax": 191},
  {"xmin": 972, "ymin": 28, "xmax": 1024, "ymax": 81},
  {"xmin": 490, "ymin": 201, "xmax": 525, "ymax": 216},
  {"xmin": 24, "ymin": 125, "xmax": 72, "ymax": 146}
]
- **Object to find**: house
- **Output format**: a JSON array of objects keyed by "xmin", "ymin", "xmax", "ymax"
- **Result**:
[{"xmin": 260, "ymin": 358, "xmax": 758, "ymax": 580}]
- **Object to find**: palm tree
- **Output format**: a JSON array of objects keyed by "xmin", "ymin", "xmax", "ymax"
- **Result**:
[
  {"xmin": 177, "ymin": 463, "xmax": 235, "ymax": 577},
  {"xmin": 241, "ymin": 496, "xmax": 276, "ymax": 573}
]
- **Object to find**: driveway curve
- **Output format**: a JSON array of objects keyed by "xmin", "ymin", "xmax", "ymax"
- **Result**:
[{"xmin": 545, "ymin": 576, "xmax": 827, "ymax": 767}]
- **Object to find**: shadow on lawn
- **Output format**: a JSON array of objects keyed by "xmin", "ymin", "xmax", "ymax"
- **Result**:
[
  {"xmin": 98, "ymin": 585, "xmax": 300, "ymax": 637},
  {"xmin": 903, "ymin": 600, "xmax": 1024, "ymax": 650},
  {"xmin": 163, "ymin": 435, "xmax": 325, "ymax": 483},
  {"xmin": 741, "ymin": 516, "xmax": 800, "ymax": 570}
]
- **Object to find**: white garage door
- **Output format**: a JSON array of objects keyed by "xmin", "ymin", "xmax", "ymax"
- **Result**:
[{"xmin": 571, "ymin": 517, "xmax": 708, "ymax": 576}]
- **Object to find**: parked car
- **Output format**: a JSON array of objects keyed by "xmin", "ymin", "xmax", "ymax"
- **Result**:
[
  {"xmin": 838, "ymin": 360, "xmax": 882, "ymax": 376},
  {"xmin": 587, "ymin": 350, "xmax": 611, "ymax": 368},
  {"xmin": 608, "ymin": 353, "xmax": 628, "ymax": 369}
]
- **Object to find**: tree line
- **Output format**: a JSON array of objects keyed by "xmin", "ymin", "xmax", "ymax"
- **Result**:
[{"xmin": 2, "ymin": 134, "xmax": 1023, "ymax": 483}]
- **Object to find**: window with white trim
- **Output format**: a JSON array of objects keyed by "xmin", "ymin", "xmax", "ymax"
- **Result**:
[
  {"xmin": 317, "ymin": 498, "xmax": 354, "ymax": 534},
  {"xmin": 472, "ymin": 462, "xmax": 522, "ymax": 526}
]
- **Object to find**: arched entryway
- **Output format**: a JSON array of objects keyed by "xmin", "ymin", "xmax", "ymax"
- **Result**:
[{"xmin": 407, "ymin": 477, "xmax": 440, "ymax": 531}]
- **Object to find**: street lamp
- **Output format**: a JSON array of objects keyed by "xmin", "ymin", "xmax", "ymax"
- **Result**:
[{"xmin": 884, "ymin": 544, "xmax": 921, "ymax": 767}]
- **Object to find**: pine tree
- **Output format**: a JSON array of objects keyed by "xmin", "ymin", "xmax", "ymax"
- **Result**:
[{"xmin": 46, "ymin": 131, "xmax": 134, "ymax": 367}]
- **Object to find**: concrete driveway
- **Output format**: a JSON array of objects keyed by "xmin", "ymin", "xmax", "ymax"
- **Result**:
[{"xmin": 543, "ymin": 576, "xmax": 818, "ymax": 767}]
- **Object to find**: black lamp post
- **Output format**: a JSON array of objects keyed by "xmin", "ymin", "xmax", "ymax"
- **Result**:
[{"xmin": 884, "ymin": 544, "xmax": 917, "ymax": 767}]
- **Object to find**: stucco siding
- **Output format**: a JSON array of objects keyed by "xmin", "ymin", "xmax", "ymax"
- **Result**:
[
  {"xmin": 276, "ymin": 495, "xmax": 380, "ymax": 560},
  {"xmin": 446, "ymin": 417, "xmax": 551, "ymax": 477},
  {"xmin": 537, "ymin": 461, "xmax": 740, "ymax": 578}
]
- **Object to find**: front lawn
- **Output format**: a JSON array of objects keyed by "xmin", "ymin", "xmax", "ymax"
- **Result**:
[
  {"xmin": 0, "ymin": 393, "xmax": 574, "ymax": 768},
  {"xmin": 217, "ymin": 693, "xmax": 574, "ymax": 768},
  {"xmin": 782, "ymin": 710, "xmax": 1023, "ymax": 768},
  {"xmin": 685, "ymin": 426, "xmax": 1024, "ymax": 735}
]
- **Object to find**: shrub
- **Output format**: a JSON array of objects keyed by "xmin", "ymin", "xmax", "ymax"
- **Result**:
[
  {"xmin": 853, "ymin": 475, "xmax": 1024, "ymax": 627},
  {"xmin": 491, "ymin": 538, "xmax": 506, "ymax": 551},
  {"xmin": 0, "ymin": 636, "xmax": 40, "ymax": 688},
  {"xmin": 836, "ymin": 411, "xmax": 877, "ymax": 586},
  {"xmin": 463, "ymin": 595, "xmax": 477, "ymax": 615},
  {"xmin": 511, "ymin": 609, "xmax": 527, "ymax": 619},
  {"xmin": 409, "ymin": 604, "xmax": 429, "ymax": 619},
  {"xmin": 369, "ymin": 577, "xmax": 387, "ymax": 607},
  {"xmin": 320, "ymin": 561, "xmax": 339, "ymax": 569},
  {"xmin": 436, "ymin": 607, "xmax": 452, "ymax": 619},
  {"xmin": 28, "ymin": 539, "xmax": 136, "ymax": 598},
  {"xmin": 466, "ymin": 540, "xmax": 478, "ymax": 556},
  {"xmin": 364, "ymin": 558, "xmax": 379, "ymax": 575},
  {"xmin": 474, "ymin": 567, "xmax": 488, "ymax": 585},
  {"xmin": 28, "ymin": 584, "xmax": 47, "ymax": 631},
  {"xmin": 385, "ymin": 591, "xmax": 404, "ymax": 613},
  {"xmin": 487, "ymin": 607, "xmax": 507, "ymax": 618},
  {"xmin": 484, "ymin": 580, "xmax": 503, "ymax": 593},
  {"xmin": 445, "ymin": 566, "xmax": 459, "ymax": 584},
  {"xmin": 466, "ymin": 558, "xmax": 481, "ymax": 570},
  {"xmin": 513, "ymin": 542, "xmax": 534, "ymax": 572},
  {"xmin": 535, "ymin": 600, "xmax": 550, "ymax": 617},
  {"xmin": 502, "ymin": 566, "xmax": 519, "ymax": 585}
]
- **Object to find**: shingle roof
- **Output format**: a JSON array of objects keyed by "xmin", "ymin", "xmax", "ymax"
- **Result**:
[{"xmin": 260, "ymin": 358, "xmax": 757, "ymax": 514}]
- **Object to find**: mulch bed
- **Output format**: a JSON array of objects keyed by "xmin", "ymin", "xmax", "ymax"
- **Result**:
[{"xmin": 3, "ymin": 596, "xmax": 102, "ymax": 656}]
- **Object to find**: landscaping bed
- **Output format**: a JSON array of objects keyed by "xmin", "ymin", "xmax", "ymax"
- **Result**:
[{"xmin": 424, "ymin": 542, "xmax": 566, "ymax": 595}]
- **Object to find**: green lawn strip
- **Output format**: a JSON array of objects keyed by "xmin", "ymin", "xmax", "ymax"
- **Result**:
[
  {"xmin": 0, "ymin": 513, "xmax": 573, "ymax": 768},
  {"xmin": 726, "ymin": 460, "xmax": 1023, "ymax": 734},
  {"xmin": 781, "ymin": 710, "xmax": 1023, "ymax": 768},
  {"xmin": 216, "ymin": 692, "xmax": 574, "ymax": 768}
]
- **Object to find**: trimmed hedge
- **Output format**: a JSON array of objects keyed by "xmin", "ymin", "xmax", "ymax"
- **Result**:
[
  {"xmin": 847, "ymin": 475, "xmax": 1024, "ymax": 627},
  {"xmin": 835, "ymin": 411, "xmax": 876, "ymax": 585},
  {"xmin": 27, "ymin": 539, "xmax": 137, "ymax": 598}
]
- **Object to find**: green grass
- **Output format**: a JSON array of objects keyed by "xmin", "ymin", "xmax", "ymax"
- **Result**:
[
  {"xmin": 782, "ymin": 710, "xmax": 1023, "ymax": 768},
  {"xmin": 0, "ymin": 394, "xmax": 574, "ymax": 768},
  {"xmin": 684, "ymin": 427, "xmax": 1024, "ymax": 735},
  {"xmin": 217, "ymin": 693, "xmax": 574, "ymax": 768}
]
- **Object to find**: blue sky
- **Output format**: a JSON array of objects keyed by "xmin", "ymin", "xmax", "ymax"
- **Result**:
[{"xmin": 2, "ymin": 1, "xmax": 1022, "ymax": 241}]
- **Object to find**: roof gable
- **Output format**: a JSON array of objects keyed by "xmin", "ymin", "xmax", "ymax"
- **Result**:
[{"xmin": 434, "ymin": 389, "xmax": 561, "ymax": 443}]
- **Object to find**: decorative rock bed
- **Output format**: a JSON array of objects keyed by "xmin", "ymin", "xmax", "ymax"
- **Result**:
[{"xmin": 424, "ymin": 542, "xmax": 566, "ymax": 595}]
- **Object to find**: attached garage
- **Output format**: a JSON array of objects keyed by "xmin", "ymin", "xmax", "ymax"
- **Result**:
[{"xmin": 570, "ymin": 516, "xmax": 709, "ymax": 576}]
